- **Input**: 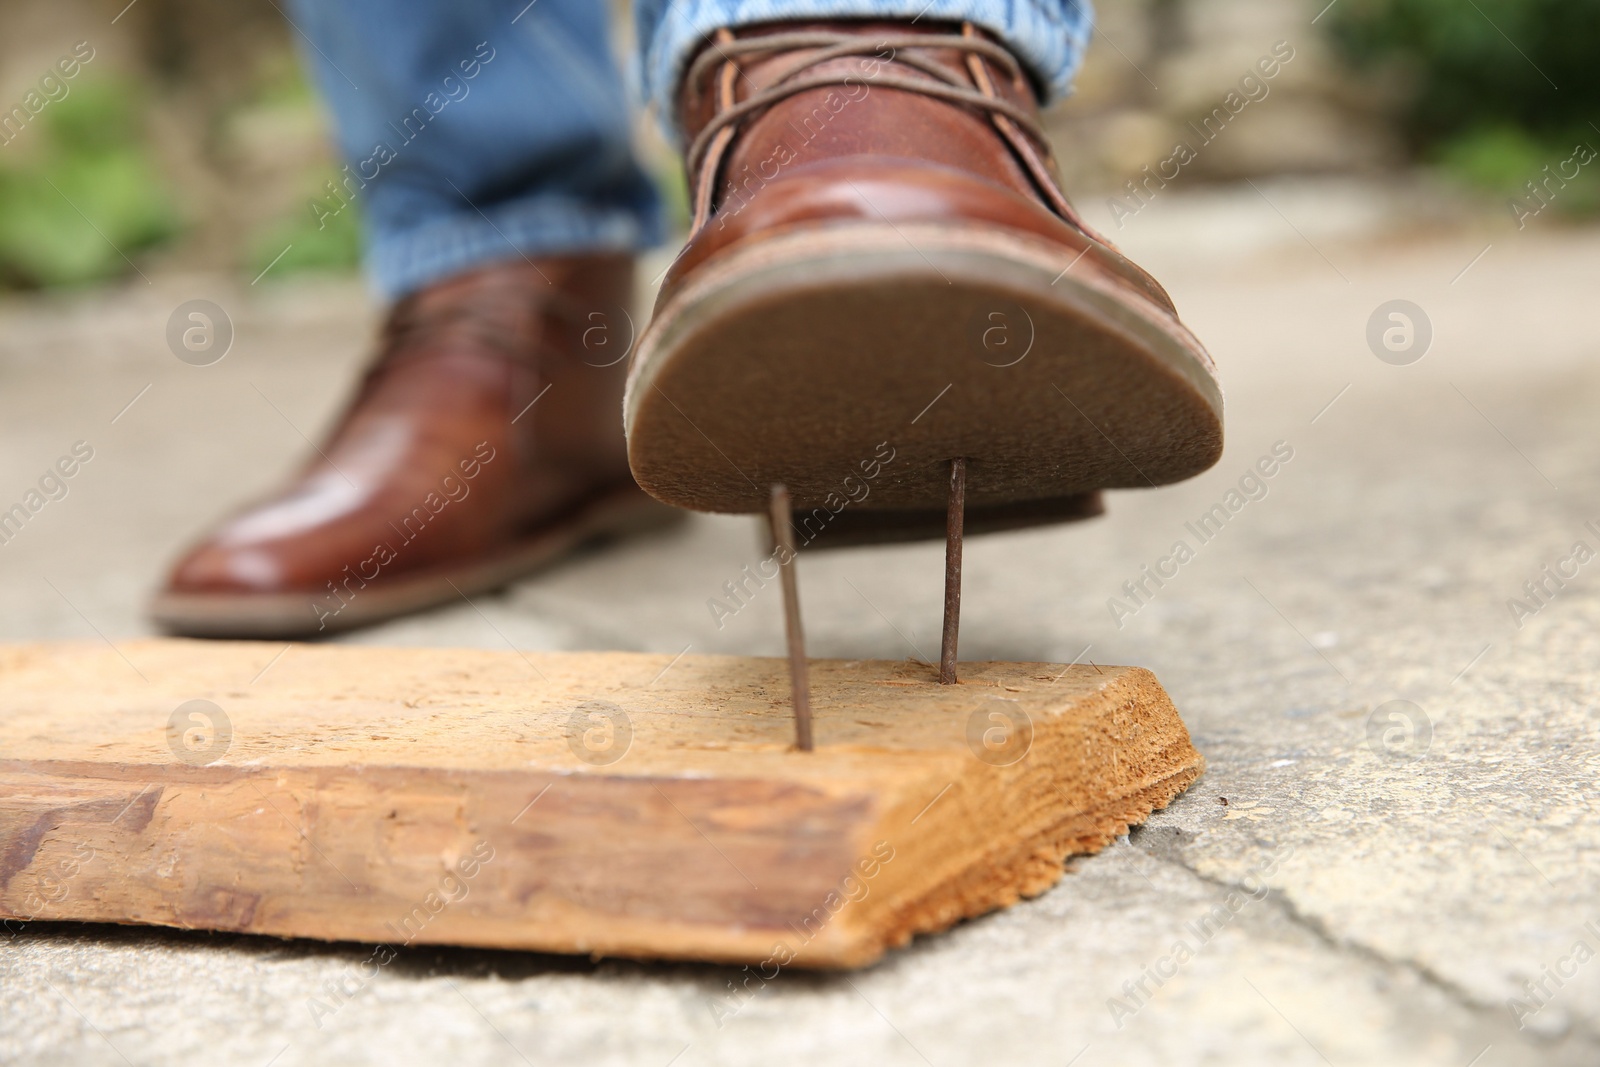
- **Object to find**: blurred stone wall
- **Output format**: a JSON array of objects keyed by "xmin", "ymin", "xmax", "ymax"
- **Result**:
[
  {"xmin": 1049, "ymin": 0, "xmax": 1399, "ymax": 194},
  {"xmin": 0, "ymin": 0, "xmax": 1395, "ymax": 279}
]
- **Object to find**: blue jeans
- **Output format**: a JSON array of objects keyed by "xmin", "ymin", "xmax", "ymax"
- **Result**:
[{"xmin": 287, "ymin": 0, "xmax": 1094, "ymax": 300}]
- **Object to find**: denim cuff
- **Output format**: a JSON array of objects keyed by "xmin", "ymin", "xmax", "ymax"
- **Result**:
[
  {"xmin": 365, "ymin": 195, "xmax": 664, "ymax": 301},
  {"xmin": 640, "ymin": 0, "xmax": 1094, "ymax": 133}
]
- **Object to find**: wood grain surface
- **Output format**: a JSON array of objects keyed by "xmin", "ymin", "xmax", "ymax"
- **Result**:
[{"xmin": 0, "ymin": 640, "xmax": 1203, "ymax": 968}]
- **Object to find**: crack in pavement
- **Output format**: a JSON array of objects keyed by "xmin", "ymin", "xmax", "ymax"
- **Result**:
[{"xmin": 1126, "ymin": 824, "xmax": 1600, "ymax": 1058}]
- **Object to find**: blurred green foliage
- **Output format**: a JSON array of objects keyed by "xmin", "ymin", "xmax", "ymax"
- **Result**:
[
  {"xmin": 1329, "ymin": 0, "xmax": 1600, "ymax": 208},
  {"xmin": 239, "ymin": 54, "xmax": 364, "ymax": 280},
  {"xmin": 0, "ymin": 52, "xmax": 361, "ymax": 291},
  {"xmin": 247, "ymin": 177, "xmax": 363, "ymax": 279},
  {"xmin": 0, "ymin": 80, "xmax": 181, "ymax": 288}
]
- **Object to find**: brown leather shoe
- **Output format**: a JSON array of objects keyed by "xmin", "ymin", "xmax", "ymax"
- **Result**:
[
  {"xmin": 151, "ymin": 255, "xmax": 680, "ymax": 638},
  {"xmin": 625, "ymin": 20, "xmax": 1223, "ymax": 543}
]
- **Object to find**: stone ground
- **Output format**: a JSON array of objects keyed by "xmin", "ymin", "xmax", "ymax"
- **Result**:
[{"xmin": 2, "ymin": 183, "xmax": 1598, "ymax": 1065}]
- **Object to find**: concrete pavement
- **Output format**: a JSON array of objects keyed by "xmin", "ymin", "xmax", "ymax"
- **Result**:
[{"xmin": 2, "ymin": 184, "xmax": 1598, "ymax": 1066}]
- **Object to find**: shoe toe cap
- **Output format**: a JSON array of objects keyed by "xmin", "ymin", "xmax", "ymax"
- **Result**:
[{"xmin": 164, "ymin": 540, "xmax": 293, "ymax": 596}]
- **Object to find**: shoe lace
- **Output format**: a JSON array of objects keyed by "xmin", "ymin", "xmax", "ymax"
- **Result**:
[{"xmin": 682, "ymin": 23, "xmax": 1095, "ymax": 239}]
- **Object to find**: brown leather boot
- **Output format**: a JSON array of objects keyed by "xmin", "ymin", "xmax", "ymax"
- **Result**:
[
  {"xmin": 625, "ymin": 21, "xmax": 1223, "ymax": 545},
  {"xmin": 151, "ymin": 255, "xmax": 679, "ymax": 638}
]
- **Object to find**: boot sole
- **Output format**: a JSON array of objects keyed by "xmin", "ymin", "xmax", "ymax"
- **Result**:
[
  {"xmin": 798, "ymin": 490, "xmax": 1104, "ymax": 550},
  {"xmin": 626, "ymin": 222, "xmax": 1223, "ymax": 518},
  {"xmin": 148, "ymin": 487, "xmax": 684, "ymax": 639}
]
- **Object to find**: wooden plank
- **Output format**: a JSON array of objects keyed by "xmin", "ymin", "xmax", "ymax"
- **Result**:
[{"xmin": 0, "ymin": 640, "xmax": 1202, "ymax": 968}]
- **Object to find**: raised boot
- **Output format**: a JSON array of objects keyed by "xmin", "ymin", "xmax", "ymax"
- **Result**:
[{"xmin": 625, "ymin": 20, "xmax": 1223, "ymax": 546}]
